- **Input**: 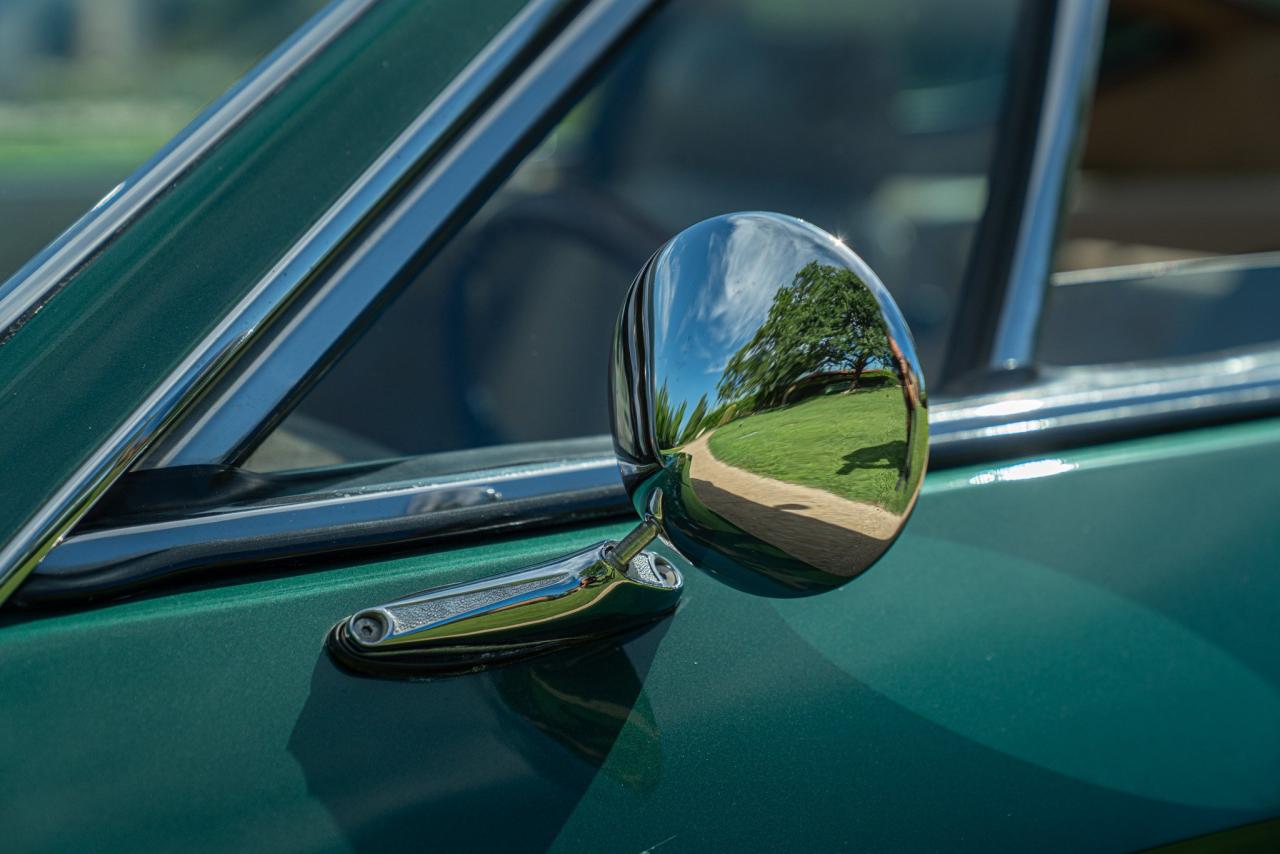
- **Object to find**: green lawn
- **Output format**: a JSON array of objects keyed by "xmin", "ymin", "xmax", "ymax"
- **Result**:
[{"xmin": 706, "ymin": 387, "xmax": 925, "ymax": 513}]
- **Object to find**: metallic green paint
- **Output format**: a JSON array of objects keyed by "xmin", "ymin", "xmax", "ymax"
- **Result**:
[
  {"xmin": 0, "ymin": 0, "xmax": 528, "ymax": 599},
  {"xmin": 2, "ymin": 419, "xmax": 1277, "ymax": 851}
]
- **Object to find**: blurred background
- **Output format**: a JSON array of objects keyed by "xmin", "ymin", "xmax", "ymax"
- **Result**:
[{"xmin": 0, "ymin": 0, "xmax": 322, "ymax": 283}]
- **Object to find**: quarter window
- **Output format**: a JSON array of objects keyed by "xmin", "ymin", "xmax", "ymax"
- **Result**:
[{"xmin": 1040, "ymin": 0, "xmax": 1280, "ymax": 366}]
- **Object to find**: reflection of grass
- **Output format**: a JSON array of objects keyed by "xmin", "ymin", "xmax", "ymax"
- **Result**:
[{"xmin": 707, "ymin": 388, "xmax": 923, "ymax": 512}]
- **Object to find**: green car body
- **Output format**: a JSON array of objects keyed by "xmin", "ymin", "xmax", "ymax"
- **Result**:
[
  {"xmin": 6, "ymin": 423, "xmax": 1280, "ymax": 851},
  {"xmin": 1, "ymin": 0, "xmax": 1278, "ymax": 851}
]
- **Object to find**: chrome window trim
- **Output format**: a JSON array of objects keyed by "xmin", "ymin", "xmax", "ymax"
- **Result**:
[
  {"xmin": 27, "ymin": 343, "xmax": 1280, "ymax": 605},
  {"xmin": 20, "ymin": 457, "xmax": 628, "ymax": 605},
  {"xmin": 1049, "ymin": 250, "xmax": 1280, "ymax": 288},
  {"xmin": 0, "ymin": 0, "xmax": 596, "ymax": 604},
  {"xmin": 141, "ymin": 0, "xmax": 655, "ymax": 469},
  {"xmin": 0, "ymin": 0, "xmax": 378, "ymax": 343},
  {"xmin": 988, "ymin": 0, "xmax": 1107, "ymax": 370},
  {"xmin": 933, "ymin": 345, "xmax": 1280, "ymax": 460}
]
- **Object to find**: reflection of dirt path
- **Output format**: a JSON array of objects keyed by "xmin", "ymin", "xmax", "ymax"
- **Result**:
[{"xmin": 683, "ymin": 433, "xmax": 900, "ymax": 577}]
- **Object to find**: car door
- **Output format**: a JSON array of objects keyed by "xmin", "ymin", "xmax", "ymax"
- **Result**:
[{"xmin": 3, "ymin": 0, "xmax": 1280, "ymax": 852}]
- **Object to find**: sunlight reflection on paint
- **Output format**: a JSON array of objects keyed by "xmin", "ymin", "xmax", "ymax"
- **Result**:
[
  {"xmin": 968, "ymin": 458, "xmax": 1076, "ymax": 485},
  {"xmin": 1222, "ymin": 355, "xmax": 1255, "ymax": 375},
  {"xmin": 967, "ymin": 397, "xmax": 1045, "ymax": 418}
]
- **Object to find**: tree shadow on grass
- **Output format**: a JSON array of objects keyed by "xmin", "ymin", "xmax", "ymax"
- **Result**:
[{"xmin": 837, "ymin": 440, "xmax": 906, "ymax": 474}]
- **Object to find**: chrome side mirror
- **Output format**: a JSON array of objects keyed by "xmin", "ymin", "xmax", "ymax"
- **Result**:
[
  {"xmin": 612, "ymin": 212, "xmax": 927, "ymax": 595},
  {"xmin": 329, "ymin": 212, "xmax": 927, "ymax": 674}
]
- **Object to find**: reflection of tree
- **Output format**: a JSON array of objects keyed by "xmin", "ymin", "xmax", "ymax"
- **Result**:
[{"xmin": 718, "ymin": 262, "xmax": 892, "ymax": 409}]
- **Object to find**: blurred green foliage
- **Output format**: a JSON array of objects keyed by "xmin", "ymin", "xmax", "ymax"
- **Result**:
[{"xmin": 0, "ymin": 0, "xmax": 324, "ymax": 278}]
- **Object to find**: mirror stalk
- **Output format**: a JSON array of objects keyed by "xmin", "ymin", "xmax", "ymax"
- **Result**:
[{"xmin": 329, "ymin": 212, "xmax": 928, "ymax": 675}]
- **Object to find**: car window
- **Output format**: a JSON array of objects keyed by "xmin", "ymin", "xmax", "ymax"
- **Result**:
[
  {"xmin": 1040, "ymin": 0, "xmax": 1280, "ymax": 366},
  {"xmin": 0, "ymin": 0, "xmax": 325, "ymax": 284},
  {"xmin": 246, "ymin": 0, "xmax": 1026, "ymax": 473}
]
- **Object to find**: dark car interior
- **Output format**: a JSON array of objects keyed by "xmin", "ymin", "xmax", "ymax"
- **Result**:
[
  {"xmin": 245, "ymin": 0, "xmax": 1280, "ymax": 473},
  {"xmin": 249, "ymin": 0, "xmax": 1019, "ymax": 470}
]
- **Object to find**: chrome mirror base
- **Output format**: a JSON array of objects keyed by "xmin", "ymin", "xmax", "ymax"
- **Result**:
[
  {"xmin": 329, "ymin": 211, "xmax": 928, "ymax": 674},
  {"xmin": 328, "ymin": 526, "xmax": 680, "ymax": 677}
]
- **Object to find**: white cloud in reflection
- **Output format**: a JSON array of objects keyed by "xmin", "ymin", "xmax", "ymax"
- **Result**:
[
  {"xmin": 650, "ymin": 213, "xmax": 849, "ymax": 406},
  {"xmin": 654, "ymin": 248, "xmax": 679, "ymax": 352},
  {"xmin": 665, "ymin": 215, "xmax": 824, "ymax": 358},
  {"xmin": 694, "ymin": 216, "xmax": 832, "ymax": 350}
]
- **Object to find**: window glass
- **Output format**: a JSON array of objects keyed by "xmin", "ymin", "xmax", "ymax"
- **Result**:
[
  {"xmin": 1041, "ymin": 0, "xmax": 1280, "ymax": 365},
  {"xmin": 249, "ymin": 0, "xmax": 1024, "ymax": 472},
  {"xmin": 0, "ymin": 0, "xmax": 325, "ymax": 283}
]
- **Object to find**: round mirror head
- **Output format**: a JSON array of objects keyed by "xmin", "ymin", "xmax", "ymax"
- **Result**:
[{"xmin": 611, "ymin": 212, "xmax": 928, "ymax": 596}]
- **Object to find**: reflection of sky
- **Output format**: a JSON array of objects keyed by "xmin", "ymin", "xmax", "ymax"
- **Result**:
[{"xmin": 650, "ymin": 213, "xmax": 891, "ymax": 412}]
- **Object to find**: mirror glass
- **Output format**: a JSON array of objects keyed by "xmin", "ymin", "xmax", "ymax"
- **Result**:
[{"xmin": 612, "ymin": 212, "xmax": 927, "ymax": 596}]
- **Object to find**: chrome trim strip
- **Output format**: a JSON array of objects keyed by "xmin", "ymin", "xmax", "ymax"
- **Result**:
[
  {"xmin": 0, "ymin": 0, "xmax": 377, "ymax": 342},
  {"xmin": 935, "ymin": 346, "xmax": 1280, "ymax": 457},
  {"xmin": 0, "ymin": 0, "xmax": 580, "ymax": 604},
  {"xmin": 143, "ymin": 0, "xmax": 654, "ymax": 469},
  {"xmin": 20, "ymin": 457, "xmax": 627, "ymax": 605},
  {"xmin": 27, "ymin": 344, "xmax": 1280, "ymax": 604},
  {"xmin": 988, "ymin": 0, "xmax": 1107, "ymax": 370},
  {"xmin": 1051, "ymin": 250, "xmax": 1280, "ymax": 288}
]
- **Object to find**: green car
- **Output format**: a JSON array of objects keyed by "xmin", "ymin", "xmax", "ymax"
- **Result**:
[{"xmin": 3, "ymin": 0, "xmax": 1280, "ymax": 850}]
